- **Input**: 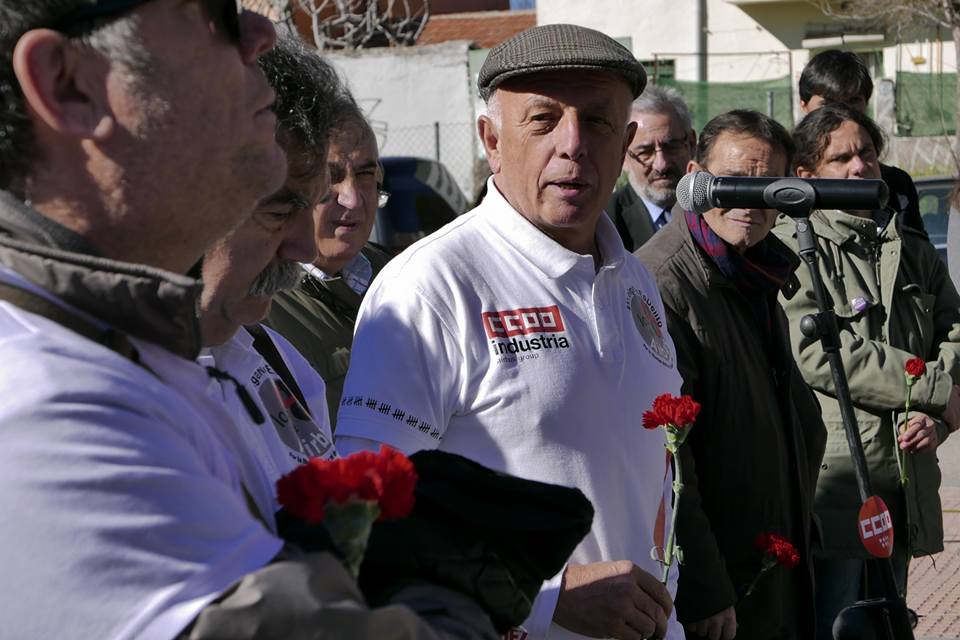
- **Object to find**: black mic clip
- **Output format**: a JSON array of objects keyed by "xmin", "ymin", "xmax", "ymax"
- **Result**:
[{"xmin": 763, "ymin": 178, "xmax": 817, "ymax": 218}]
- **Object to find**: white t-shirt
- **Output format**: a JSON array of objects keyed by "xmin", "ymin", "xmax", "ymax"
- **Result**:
[
  {"xmin": 336, "ymin": 182, "xmax": 684, "ymax": 640},
  {"xmin": 200, "ymin": 326, "xmax": 337, "ymax": 522},
  {"xmin": 0, "ymin": 270, "xmax": 282, "ymax": 640}
]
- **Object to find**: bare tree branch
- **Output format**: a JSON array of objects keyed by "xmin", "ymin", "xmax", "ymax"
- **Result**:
[
  {"xmin": 811, "ymin": 0, "xmax": 960, "ymax": 173},
  {"xmin": 812, "ymin": 0, "xmax": 954, "ymax": 31}
]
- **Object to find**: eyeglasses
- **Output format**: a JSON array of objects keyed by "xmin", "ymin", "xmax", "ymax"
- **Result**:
[
  {"xmin": 50, "ymin": 0, "xmax": 242, "ymax": 43},
  {"xmin": 627, "ymin": 137, "xmax": 690, "ymax": 165},
  {"xmin": 377, "ymin": 189, "xmax": 391, "ymax": 208}
]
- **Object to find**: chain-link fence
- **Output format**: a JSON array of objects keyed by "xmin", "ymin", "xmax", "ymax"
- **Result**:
[
  {"xmin": 896, "ymin": 71, "xmax": 956, "ymax": 138},
  {"xmin": 378, "ymin": 121, "xmax": 484, "ymax": 205}
]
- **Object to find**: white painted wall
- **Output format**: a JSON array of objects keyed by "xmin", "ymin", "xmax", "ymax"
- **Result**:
[
  {"xmin": 324, "ymin": 40, "xmax": 479, "ymax": 200},
  {"xmin": 537, "ymin": 0, "xmax": 958, "ymax": 85},
  {"xmin": 884, "ymin": 39, "xmax": 958, "ymax": 78},
  {"xmin": 537, "ymin": 0, "xmax": 959, "ymax": 134},
  {"xmin": 536, "ymin": 0, "xmax": 790, "ymax": 82}
]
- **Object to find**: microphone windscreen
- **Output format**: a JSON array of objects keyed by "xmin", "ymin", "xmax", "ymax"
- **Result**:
[{"xmin": 676, "ymin": 170, "xmax": 714, "ymax": 214}]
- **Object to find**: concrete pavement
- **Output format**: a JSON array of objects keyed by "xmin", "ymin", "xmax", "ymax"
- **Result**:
[
  {"xmin": 908, "ymin": 487, "xmax": 960, "ymax": 639},
  {"xmin": 908, "ymin": 434, "xmax": 960, "ymax": 639}
]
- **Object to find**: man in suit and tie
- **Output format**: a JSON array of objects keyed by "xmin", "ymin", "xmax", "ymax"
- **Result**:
[{"xmin": 606, "ymin": 85, "xmax": 696, "ymax": 251}]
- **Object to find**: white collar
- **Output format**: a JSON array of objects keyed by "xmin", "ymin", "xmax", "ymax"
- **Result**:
[
  {"xmin": 638, "ymin": 192, "xmax": 674, "ymax": 223},
  {"xmin": 481, "ymin": 176, "xmax": 626, "ymax": 279},
  {"xmin": 300, "ymin": 251, "xmax": 373, "ymax": 295},
  {"xmin": 199, "ymin": 326, "xmax": 255, "ymax": 364}
]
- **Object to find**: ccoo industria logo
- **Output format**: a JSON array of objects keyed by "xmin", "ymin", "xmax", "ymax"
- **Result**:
[{"xmin": 483, "ymin": 305, "xmax": 570, "ymax": 361}]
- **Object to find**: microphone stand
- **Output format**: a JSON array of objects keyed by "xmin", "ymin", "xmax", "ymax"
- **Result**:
[{"xmin": 776, "ymin": 181, "xmax": 914, "ymax": 640}]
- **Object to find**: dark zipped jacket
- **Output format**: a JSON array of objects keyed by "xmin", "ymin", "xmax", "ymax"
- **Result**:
[
  {"xmin": 267, "ymin": 243, "xmax": 391, "ymax": 429},
  {"xmin": 0, "ymin": 190, "xmax": 203, "ymax": 358},
  {"xmin": 636, "ymin": 214, "xmax": 826, "ymax": 639}
]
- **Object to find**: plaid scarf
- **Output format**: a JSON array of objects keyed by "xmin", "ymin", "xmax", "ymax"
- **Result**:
[{"xmin": 685, "ymin": 211, "xmax": 795, "ymax": 343}]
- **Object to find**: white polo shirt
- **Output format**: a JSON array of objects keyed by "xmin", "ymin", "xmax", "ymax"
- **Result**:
[
  {"xmin": 200, "ymin": 325, "xmax": 337, "ymax": 525},
  {"xmin": 336, "ymin": 181, "xmax": 684, "ymax": 640}
]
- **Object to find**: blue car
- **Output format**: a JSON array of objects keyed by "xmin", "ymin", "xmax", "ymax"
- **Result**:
[{"xmin": 916, "ymin": 175, "xmax": 953, "ymax": 262}]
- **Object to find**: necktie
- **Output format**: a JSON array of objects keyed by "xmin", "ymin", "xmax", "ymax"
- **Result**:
[{"xmin": 655, "ymin": 210, "xmax": 668, "ymax": 230}]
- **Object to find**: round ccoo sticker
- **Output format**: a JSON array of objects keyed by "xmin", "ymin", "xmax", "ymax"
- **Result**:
[{"xmin": 858, "ymin": 495, "xmax": 894, "ymax": 558}]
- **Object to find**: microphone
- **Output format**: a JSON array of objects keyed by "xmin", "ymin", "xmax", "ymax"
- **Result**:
[{"xmin": 676, "ymin": 171, "xmax": 889, "ymax": 217}]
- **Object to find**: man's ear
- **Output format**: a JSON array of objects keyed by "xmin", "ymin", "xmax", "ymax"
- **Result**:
[
  {"xmin": 687, "ymin": 160, "xmax": 703, "ymax": 174},
  {"xmin": 13, "ymin": 29, "xmax": 114, "ymax": 141},
  {"xmin": 620, "ymin": 120, "xmax": 638, "ymax": 163},
  {"xmin": 796, "ymin": 165, "xmax": 814, "ymax": 178},
  {"xmin": 799, "ymin": 99, "xmax": 811, "ymax": 115},
  {"xmin": 477, "ymin": 114, "xmax": 501, "ymax": 174}
]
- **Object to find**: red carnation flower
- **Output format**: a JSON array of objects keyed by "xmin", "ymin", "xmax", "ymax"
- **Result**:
[
  {"xmin": 374, "ymin": 445, "xmax": 418, "ymax": 521},
  {"xmin": 755, "ymin": 532, "xmax": 800, "ymax": 569},
  {"xmin": 642, "ymin": 393, "xmax": 701, "ymax": 430},
  {"xmin": 905, "ymin": 357, "xmax": 926, "ymax": 380},
  {"xmin": 643, "ymin": 393, "xmax": 702, "ymax": 585},
  {"xmin": 899, "ymin": 356, "xmax": 928, "ymax": 487},
  {"xmin": 337, "ymin": 452, "xmax": 384, "ymax": 503},
  {"xmin": 277, "ymin": 460, "xmax": 331, "ymax": 523},
  {"xmin": 744, "ymin": 532, "xmax": 800, "ymax": 598},
  {"xmin": 276, "ymin": 448, "xmax": 418, "ymax": 524},
  {"xmin": 276, "ymin": 448, "xmax": 418, "ymax": 577}
]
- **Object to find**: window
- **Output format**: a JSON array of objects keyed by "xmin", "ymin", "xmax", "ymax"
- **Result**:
[{"xmin": 640, "ymin": 58, "xmax": 675, "ymax": 84}]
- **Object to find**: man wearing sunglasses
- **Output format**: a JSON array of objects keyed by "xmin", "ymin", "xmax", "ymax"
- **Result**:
[
  {"xmin": 606, "ymin": 85, "xmax": 696, "ymax": 252},
  {"xmin": 0, "ymin": 2, "xmax": 288, "ymax": 639}
]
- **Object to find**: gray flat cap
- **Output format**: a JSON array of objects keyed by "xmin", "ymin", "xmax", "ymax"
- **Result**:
[{"xmin": 478, "ymin": 24, "xmax": 646, "ymax": 101}]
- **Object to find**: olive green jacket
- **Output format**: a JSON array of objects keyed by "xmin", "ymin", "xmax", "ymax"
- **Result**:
[
  {"xmin": 774, "ymin": 210, "xmax": 960, "ymax": 559},
  {"xmin": 636, "ymin": 214, "xmax": 826, "ymax": 638},
  {"xmin": 266, "ymin": 244, "xmax": 391, "ymax": 430}
]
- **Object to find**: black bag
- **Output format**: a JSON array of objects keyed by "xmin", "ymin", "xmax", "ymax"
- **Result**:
[{"xmin": 359, "ymin": 450, "xmax": 594, "ymax": 633}]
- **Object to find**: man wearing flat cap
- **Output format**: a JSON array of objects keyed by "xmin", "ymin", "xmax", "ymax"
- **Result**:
[{"xmin": 336, "ymin": 24, "xmax": 684, "ymax": 640}]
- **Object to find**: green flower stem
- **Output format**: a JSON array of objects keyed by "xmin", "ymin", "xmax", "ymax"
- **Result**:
[
  {"xmin": 743, "ymin": 558, "xmax": 775, "ymax": 599},
  {"xmin": 324, "ymin": 500, "xmax": 380, "ymax": 577},
  {"xmin": 661, "ymin": 426, "xmax": 685, "ymax": 584},
  {"xmin": 899, "ymin": 379, "xmax": 914, "ymax": 487}
]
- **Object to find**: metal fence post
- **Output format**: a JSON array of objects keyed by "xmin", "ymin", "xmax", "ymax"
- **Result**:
[{"xmin": 434, "ymin": 121, "xmax": 441, "ymax": 162}]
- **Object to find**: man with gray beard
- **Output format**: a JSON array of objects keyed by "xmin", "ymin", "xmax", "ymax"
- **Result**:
[
  {"xmin": 606, "ymin": 85, "xmax": 696, "ymax": 251},
  {"xmin": 199, "ymin": 195, "xmax": 339, "ymax": 520}
]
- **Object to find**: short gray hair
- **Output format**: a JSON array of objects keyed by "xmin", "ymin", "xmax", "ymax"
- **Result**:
[
  {"xmin": 75, "ymin": 14, "xmax": 152, "ymax": 74},
  {"xmin": 0, "ymin": 6, "xmax": 151, "ymax": 191},
  {"xmin": 484, "ymin": 91, "xmax": 502, "ymax": 129},
  {"xmin": 632, "ymin": 85, "xmax": 692, "ymax": 132}
]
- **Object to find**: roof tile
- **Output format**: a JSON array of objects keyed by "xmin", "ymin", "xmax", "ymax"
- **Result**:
[{"xmin": 417, "ymin": 10, "xmax": 536, "ymax": 48}]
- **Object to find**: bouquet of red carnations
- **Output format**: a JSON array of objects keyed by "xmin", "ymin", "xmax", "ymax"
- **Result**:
[{"xmin": 276, "ymin": 445, "xmax": 417, "ymax": 576}]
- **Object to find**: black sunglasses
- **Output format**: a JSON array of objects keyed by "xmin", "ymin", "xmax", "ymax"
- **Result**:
[{"xmin": 50, "ymin": 0, "xmax": 242, "ymax": 42}]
